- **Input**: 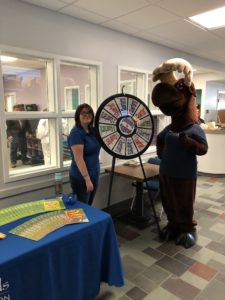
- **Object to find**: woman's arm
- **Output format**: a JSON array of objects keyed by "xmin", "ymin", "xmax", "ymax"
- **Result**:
[{"xmin": 71, "ymin": 144, "xmax": 93, "ymax": 192}]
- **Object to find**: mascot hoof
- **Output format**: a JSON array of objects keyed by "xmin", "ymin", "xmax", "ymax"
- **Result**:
[
  {"xmin": 160, "ymin": 226, "xmax": 178, "ymax": 242},
  {"xmin": 175, "ymin": 232, "xmax": 197, "ymax": 249}
]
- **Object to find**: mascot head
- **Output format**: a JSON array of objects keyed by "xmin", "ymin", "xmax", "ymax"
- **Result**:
[{"xmin": 151, "ymin": 58, "xmax": 198, "ymax": 131}]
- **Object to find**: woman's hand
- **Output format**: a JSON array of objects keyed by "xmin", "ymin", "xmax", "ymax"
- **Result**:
[{"xmin": 84, "ymin": 176, "xmax": 94, "ymax": 192}]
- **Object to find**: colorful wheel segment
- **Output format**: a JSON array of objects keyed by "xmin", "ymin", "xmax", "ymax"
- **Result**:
[{"xmin": 95, "ymin": 94, "xmax": 154, "ymax": 159}]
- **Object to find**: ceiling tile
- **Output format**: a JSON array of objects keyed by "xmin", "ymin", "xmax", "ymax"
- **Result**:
[
  {"xmin": 15, "ymin": 0, "xmax": 225, "ymax": 64},
  {"xmin": 60, "ymin": 4, "xmax": 108, "ymax": 23},
  {"xmin": 132, "ymin": 30, "xmax": 184, "ymax": 49},
  {"xmin": 60, "ymin": 0, "xmax": 79, "ymax": 3},
  {"xmin": 73, "ymin": 0, "xmax": 150, "ymax": 18},
  {"xmin": 115, "ymin": 5, "xmax": 180, "ymax": 30},
  {"xmin": 213, "ymin": 27, "xmax": 225, "ymax": 39},
  {"xmin": 146, "ymin": 20, "xmax": 220, "ymax": 46},
  {"xmin": 145, "ymin": 0, "xmax": 163, "ymax": 3},
  {"xmin": 21, "ymin": 0, "xmax": 66, "ymax": 10}
]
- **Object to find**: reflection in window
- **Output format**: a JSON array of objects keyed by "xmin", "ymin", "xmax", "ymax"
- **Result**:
[
  {"xmin": 62, "ymin": 118, "xmax": 74, "ymax": 163},
  {"xmin": 6, "ymin": 118, "xmax": 57, "ymax": 171},
  {"xmin": 1, "ymin": 54, "xmax": 53, "ymax": 112},
  {"xmin": 120, "ymin": 69, "xmax": 145, "ymax": 100},
  {"xmin": 60, "ymin": 63, "xmax": 98, "ymax": 112},
  {"xmin": 64, "ymin": 86, "xmax": 80, "ymax": 111},
  {"xmin": 36, "ymin": 119, "xmax": 50, "ymax": 165},
  {"xmin": 6, "ymin": 118, "xmax": 43, "ymax": 170}
]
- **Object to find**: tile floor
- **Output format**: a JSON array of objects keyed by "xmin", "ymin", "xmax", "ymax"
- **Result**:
[{"xmin": 96, "ymin": 174, "xmax": 225, "ymax": 300}]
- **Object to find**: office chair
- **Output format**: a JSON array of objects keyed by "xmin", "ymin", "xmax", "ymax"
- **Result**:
[{"xmin": 130, "ymin": 156, "xmax": 163, "ymax": 220}]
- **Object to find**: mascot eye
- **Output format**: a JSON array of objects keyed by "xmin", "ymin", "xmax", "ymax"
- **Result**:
[{"xmin": 176, "ymin": 82, "xmax": 184, "ymax": 90}]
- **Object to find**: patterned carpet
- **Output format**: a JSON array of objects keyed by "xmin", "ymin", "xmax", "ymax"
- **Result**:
[{"xmin": 96, "ymin": 174, "xmax": 225, "ymax": 300}]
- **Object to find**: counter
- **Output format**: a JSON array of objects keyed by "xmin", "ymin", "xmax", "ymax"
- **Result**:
[{"xmin": 198, "ymin": 128, "xmax": 225, "ymax": 175}]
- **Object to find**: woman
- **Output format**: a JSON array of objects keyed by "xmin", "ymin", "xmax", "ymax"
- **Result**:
[{"xmin": 68, "ymin": 103, "xmax": 101, "ymax": 205}]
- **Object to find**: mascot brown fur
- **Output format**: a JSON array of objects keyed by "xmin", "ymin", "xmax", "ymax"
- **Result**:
[{"xmin": 151, "ymin": 58, "xmax": 208, "ymax": 248}]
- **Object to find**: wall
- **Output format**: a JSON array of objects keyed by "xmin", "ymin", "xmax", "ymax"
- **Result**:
[{"xmin": 1, "ymin": 0, "xmax": 225, "ymax": 209}]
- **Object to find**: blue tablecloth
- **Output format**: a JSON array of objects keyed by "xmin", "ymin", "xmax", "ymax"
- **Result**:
[{"xmin": 0, "ymin": 200, "xmax": 124, "ymax": 300}]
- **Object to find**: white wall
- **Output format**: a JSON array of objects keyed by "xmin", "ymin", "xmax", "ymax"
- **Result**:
[{"xmin": 1, "ymin": 0, "xmax": 225, "ymax": 209}]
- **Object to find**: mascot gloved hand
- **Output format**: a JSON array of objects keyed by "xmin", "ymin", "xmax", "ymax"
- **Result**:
[{"xmin": 151, "ymin": 58, "xmax": 208, "ymax": 249}]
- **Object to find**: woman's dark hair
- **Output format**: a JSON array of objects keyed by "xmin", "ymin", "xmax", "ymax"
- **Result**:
[{"xmin": 74, "ymin": 103, "xmax": 94, "ymax": 127}]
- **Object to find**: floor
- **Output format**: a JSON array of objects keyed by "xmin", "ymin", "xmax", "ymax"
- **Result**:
[{"xmin": 96, "ymin": 174, "xmax": 225, "ymax": 300}]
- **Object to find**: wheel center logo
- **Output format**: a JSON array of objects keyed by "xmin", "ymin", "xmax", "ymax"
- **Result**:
[{"xmin": 118, "ymin": 116, "xmax": 135, "ymax": 136}]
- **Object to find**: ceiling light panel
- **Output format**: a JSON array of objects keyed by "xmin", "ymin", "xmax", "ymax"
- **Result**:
[{"xmin": 189, "ymin": 6, "xmax": 225, "ymax": 29}]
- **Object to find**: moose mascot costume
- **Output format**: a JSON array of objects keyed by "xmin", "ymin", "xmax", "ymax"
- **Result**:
[{"xmin": 151, "ymin": 58, "xmax": 208, "ymax": 248}]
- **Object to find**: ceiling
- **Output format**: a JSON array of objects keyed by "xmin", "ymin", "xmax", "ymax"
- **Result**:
[{"xmin": 18, "ymin": 0, "xmax": 225, "ymax": 67}]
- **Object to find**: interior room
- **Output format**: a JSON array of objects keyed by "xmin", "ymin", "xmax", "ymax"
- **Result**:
[{"xmin": 1, "ymin": 1, "xmax": 225, "ymax": 299}]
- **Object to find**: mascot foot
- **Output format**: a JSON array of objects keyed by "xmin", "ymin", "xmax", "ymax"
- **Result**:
[
  {"xmin": 160, "ymin": 226, "xmax": 178, "ymax": 242},
  {"xmin": 175, "ymin": 231, "xmax": 197, "ymax": 249}
]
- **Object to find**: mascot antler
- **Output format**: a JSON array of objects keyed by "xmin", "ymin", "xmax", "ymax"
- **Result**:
[
  {"xmin": 151, "ymin": 57, "xmax": 197, "ymax": 129},
  {"xmin": 152, "ymin": 58, "xmax": 193, "ymax": 87}
]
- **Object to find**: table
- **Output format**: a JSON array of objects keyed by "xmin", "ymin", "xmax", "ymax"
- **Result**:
[
  {"xmin": 105, "ymin": 163, "xmax": 160, "ymax": 230},
  {"xmin": 0, "ymin": 201, "xmax": 124, "ymax": 300}
]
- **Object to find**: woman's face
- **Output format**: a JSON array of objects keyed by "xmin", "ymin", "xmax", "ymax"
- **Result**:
[{"xmin": 79, "ymin": 108, "xmax": 93, "ymax": 126}]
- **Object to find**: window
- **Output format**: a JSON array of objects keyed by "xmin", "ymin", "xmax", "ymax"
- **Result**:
[
  {"xmin": 1, "ymin": 54, "xmax": 53, "ymax": 112},
  {"xmin": 118, "ymin": 66, "xmax": 168, "ymax": 154},
  {"xmin": 1, "ymin": 53, "xmax": 56, "ymax": 181},
  {"xmin": 119, "ymin": 68, "xmax": 146, "ymax": 100},
  {"xmin": 60, "ymin": 62, "xmax": 98, "ymax": 112},
  {"xmin": 0, "ymin": 50, "xmax": 101, "ymax": 185},
  {"xmin": 59, "ymin": 61, "xmax": 99, "ymax": 166}
]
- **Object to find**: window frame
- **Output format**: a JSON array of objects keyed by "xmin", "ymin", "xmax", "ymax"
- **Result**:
[
  {"xmin": 0, "ymin": 46, "xmax": 102, "ymax": 186},
  {"xmin": 118, "ymin": 65, "xmax": 168, "ymax": 158}
]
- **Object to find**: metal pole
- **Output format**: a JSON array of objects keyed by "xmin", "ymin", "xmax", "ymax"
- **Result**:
[
  {"xmin": 138, "ymin": 156, "xmax": 161, "ymax": 235},
  {"xmin": 106, "ymin": 156, "xmax": 116, "ymax": 213}
]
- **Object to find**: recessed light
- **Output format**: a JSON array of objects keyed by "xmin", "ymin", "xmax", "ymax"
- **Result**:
[
  {"xmin": 189, "ymin": 6, "xmax": 225, "ymax": 29},
  {"xmin": 0, "ymin": 55, "xmax": 18, "ymax": 62}
]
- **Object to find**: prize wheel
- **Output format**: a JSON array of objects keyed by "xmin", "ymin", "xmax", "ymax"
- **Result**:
[{"xmin": 95, "ymin": 93, "xmax": 154, "ymax": 160}]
